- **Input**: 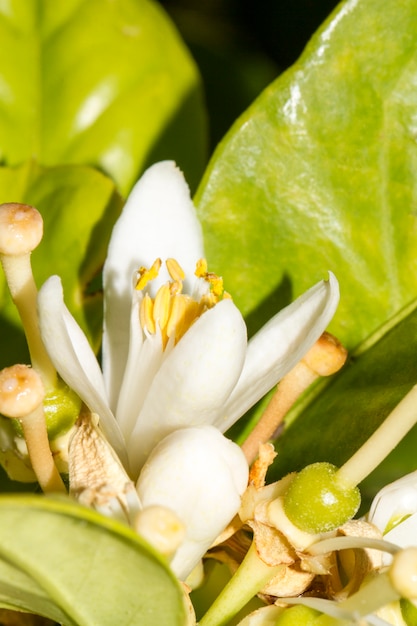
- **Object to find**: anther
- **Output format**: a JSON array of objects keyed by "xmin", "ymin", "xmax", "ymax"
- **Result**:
[
  {"xmin": 166, "ymin": 295, "xmax": 186, "ymax": 340},
  {"xmin": 136, "ymin": 258, "xmax": 162, "ymax": 291},
  {"xmin": 0, "ymin": 365, "xmax": 66, "ymax": 493},
  {"xmin": 206, "ymin": 273, "xmax": 224, "ymax": 298},
  {"xmin": 195, "ymin": 258, "xmax": 208, "ymax": 278},
  {"xmin": 153, "ymin": 284, "xmax": 171, "ymax": 331},
  {"xmin": 169, "ymin": 280, "xmax": 182, "ymax": 296},
  {"xmin": 0, "ymin": 203, "xmax": 56, "ymax": 389},
  {"xmin": 166, "ymin": 258, "xmax": 185, "ymax": 282},
  {"xmin": 139, "ymin": 294, "xmax": 156, "ymax": 334}
]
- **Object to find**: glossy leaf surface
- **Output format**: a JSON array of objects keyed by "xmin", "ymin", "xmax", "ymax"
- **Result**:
[
  {"xmin": 195, "ymin": 0, "xmax": 417, "ymax": 487},
  {"xmin": 196, "ymin": 0, "xmax": 417, "ymax": 350},
  {"xmin": 0, "ymin": 495, "xmax": 186, "ymax": 625},
  {"xmin": 0, "ymin": 0, "xmax": 206, "ymax": 195}
]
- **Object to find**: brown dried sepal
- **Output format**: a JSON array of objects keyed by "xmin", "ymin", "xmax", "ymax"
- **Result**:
[
  {"xmin": 248, "ymin": 520, "xmax": 295, "ymax": 567},
  {"xmin": 248, "ymin": 443, "xmax": 277, "ymax": 489},
  {"xmin": 326, "ymin": 519, "xmax": 384, "ymax": 600},
  {"xmin": 207, "ymin": 529, "xmax": 252, "ymax": 573},
  {"xmin": 260, "ymin": 562, "xmax": 315, "ymax": 599},
  {"xmin": 69, "ymin": 412, "xmax": 137, "ymax": 520}
]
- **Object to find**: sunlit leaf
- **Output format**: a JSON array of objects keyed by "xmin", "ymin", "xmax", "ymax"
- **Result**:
[
  {"xmin": 0, "ymin": 161, "xmax": 122, "ymax": 366},
  {"xmin": 0, "ymin": 495, "xmax": 186, "ymax": 625},
  {"xmin": 195, "ymin": 0, "xmax": 417, "ymax": 489},
  {"xmin": 196, "ymin": 0, "xmax": 417, "ymax": 350},
  {"xmin": 0, "ymin": 0, "xmax": 206, "ymax": 195}
]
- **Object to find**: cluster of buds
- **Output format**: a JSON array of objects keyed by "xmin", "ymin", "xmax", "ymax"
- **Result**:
[{"xmin": 0, "ymin": 203, "xmax": 80, "ymax": 485}]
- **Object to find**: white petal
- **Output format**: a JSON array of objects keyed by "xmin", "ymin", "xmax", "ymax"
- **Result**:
[
  {"xmin": 102, "ymin": 161, "xmax": 204, "ymax": 406},
  {"xmin": 382, "ymin": 513, "xmax": 417, "ymax": 565},
  {"xmin": 37, "ymin": 276, "xmax": 127, "ymax": 464},
  {"xmin": 136, "ymin": 425, "xmax": 248, "ymax": 581},
  {"xmin": 116, "ymin": 321, "xmax": 165, "ymax": 442},
  {"xmin": 127, "ymin": 299, "xmax": 247, "ymax": 477},
  {"xmin": 369, "ymin": 471, "xmax": 417, "ymax": 534},
  {"xmin": 218, "ymin": 272, "xmax": 340, "ymax": 432}
]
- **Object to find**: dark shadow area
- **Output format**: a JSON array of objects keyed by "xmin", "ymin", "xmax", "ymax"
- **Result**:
[
  {"xmin": 0, "ymin": 315, "xmax": 29, "ymax": 369},
  {"xmin": 239, "ymin": 0, "xmax": 340, "ymax": 69},
  {"xmin": 160, "ymin": 0, "xmax": 340, "ymax": 148},
  {"xmin": 0, "ymin": 465, "xmax": 38, "ymax": 494},
  {"xmin": 77, "ymin": 187, "xmax": 124, "ymax": 348}
]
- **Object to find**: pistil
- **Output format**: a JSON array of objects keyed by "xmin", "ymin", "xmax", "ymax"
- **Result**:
[
  {"xmin": 0, "ymin": 364, "xmax": 66, "ymax": 493},
  {"xmin": 0, "ymin": 203, "xmax": 56, "ymax": 389},
  {"xmin": 336, "ymin": 384, "xmax": 417, "ymax": 489}
]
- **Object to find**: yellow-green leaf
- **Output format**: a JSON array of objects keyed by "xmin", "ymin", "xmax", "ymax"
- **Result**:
[{"xmin": 0, "ymin": 495, "xmax": 186, "ymax": 626}]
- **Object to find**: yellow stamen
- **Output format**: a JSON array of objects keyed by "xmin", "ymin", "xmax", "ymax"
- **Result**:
[
  {"xmin": 137, "ymin": 257, "xmax": 231, "ymax": 348},
  {"xmin": 136, "ymin": 258, "xmax": 162, "ymax": 291},
  {"xmin": 166, "ymin": 295, "xmax": 186, "ymax": 340},
  {"xmin": 153, "ymin": 284, "xmax": 171, "ymax": 332},
  {"xmin": 139, "ymin": 294, "xmax": 156, "ymax": 334},
  {"xmin": 195, "ymin": 258, "xmax": 208, "ymax": 277},
  {"xmin": 168, "ymin": 295, "xmax": 201, "ymax": 343},
  {"xmin": 201, "ymin": 292, "xmax": 218, "ymax": 309},
  {"xmin": 169, "ymin": 280, "xmax": 183, "ymax": 296},
  {"xmin": 179, "ymin": 298, "xmax": 201, "ymax": 341},
  {"xmin": 206, "ymin": 273, "xmax": 224, "ymax": 297},
  {"xmin": 166, "ymin": 258, "xmax": 185, "ymax": 282}
]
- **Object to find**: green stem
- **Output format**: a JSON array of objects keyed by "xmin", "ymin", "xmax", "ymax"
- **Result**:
[
  {"xmin": 1, "ymin": 254, "xmax": 57, "ymax": 389},
  {"xmin": 199, "ymin": 542, "xmax": 283, "ymax": 626}
]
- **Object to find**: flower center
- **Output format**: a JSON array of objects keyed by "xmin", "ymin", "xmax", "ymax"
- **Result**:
[{"xmin": 135, "ymin": 258, "xmax": 230, "ymax": 348}]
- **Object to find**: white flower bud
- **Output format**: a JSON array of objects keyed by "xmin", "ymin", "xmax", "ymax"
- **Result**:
[{"xmin": 136, "ymin": 425, "xmax": 249, "ymax": 581}]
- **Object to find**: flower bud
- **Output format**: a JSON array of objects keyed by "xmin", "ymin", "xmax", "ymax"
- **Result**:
[
  {"xmin": 136, "ymin": 425, "xmax": 249, "ymax": 581},
  {"xmin": 0, "ymin": 203, "xmax": 43, "ymax": 256},
  {"xmin": 0, "ymin": 364, "xmax": 44, "ymax": 418}
]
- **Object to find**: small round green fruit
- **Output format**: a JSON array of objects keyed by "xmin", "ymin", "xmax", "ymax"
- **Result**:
[
  {"xmin": 43, "ymin": 381, "xmax": 82, "ymax": 438},
  {"xmin": 274, "ymin": 605, "xmax": 320, "ymax": 625},
  {"xmin": 283, "ymin": 462, "xmax": 361, "ymax": 533}
]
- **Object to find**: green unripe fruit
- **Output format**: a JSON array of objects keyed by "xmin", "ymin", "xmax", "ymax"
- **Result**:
[
  {"xmin": 400, "ymin": 598, "xmax": 417, "ymax": 626},
  {"xmin": 274, "ymin": 605, "xmax": 320, "ymax": 625},
  {"xmin": 43, "ymin": 381, "xmax": 82, "ymax": 438},
  {"xmin": 9, "ymin": 379, "xmax": 81, "ymax": 440},
  {"xmin": 283, "ymin": 462, "xmax": 361, "ymax": 534}
]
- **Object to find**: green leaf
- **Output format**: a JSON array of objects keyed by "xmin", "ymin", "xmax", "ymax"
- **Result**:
[
  {"xmin": 194, "ymin": 0, "xmax": 417, "ymax": 492},
  {"xmin": 0, "ymin": 0, "xmax": 206, "ymax": 195},
  {"xmin": 195, "ymin": 0, "xmax": 417, "ymax": 350},
  {"xmin": 0, "ymin": 495, "xmax": 186, "ymax": 625},
  {"xmin": 0, "ymin": 161, "xmax": 122, "ymax": 367}
]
